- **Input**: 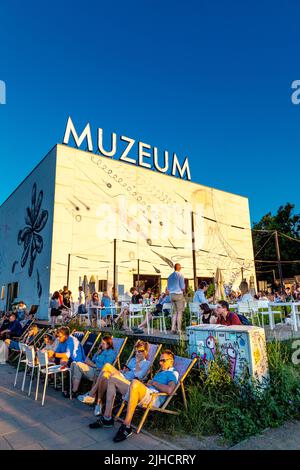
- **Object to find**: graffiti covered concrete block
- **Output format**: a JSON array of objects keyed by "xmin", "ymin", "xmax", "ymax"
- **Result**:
[{"xmin": 187, "ymin": 325, "xmax": 269, "ymax": 384}]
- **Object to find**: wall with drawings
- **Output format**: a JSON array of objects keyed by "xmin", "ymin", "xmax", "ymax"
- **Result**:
[
  {"xmin": 0, "ymin": 147, "xmax": 56, "ymax": 317},
  {"xmin": 188, "ymin": 325, "xmax": 269, "ymax": 384}
]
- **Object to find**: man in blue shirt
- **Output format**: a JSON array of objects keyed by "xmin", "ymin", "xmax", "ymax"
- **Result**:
[
  {"xmin": 167, "ymin": 263, "xmax": 186, "ymax": 334},
  {"xmin": 0, "ymin": 313, "xmax": 22, "ymax": 340},
  {"xmin": 193, "ymin": 281, "xmax": 213, "ymax": 305},
  {"xmin": 113, "ymin": 349, "xmax": 179, "ymax": 442},
  {"xmin": 48, "ymin": 326, "xmax": 86, "ymax": 365}
]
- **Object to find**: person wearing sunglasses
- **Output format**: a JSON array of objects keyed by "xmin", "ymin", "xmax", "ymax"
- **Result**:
[
  {"xmin": 113, "ymin": 349, "xmax": 179, "ymax": 442},
  {"xmin": 86, "ymin": 340, "xmax": 150, "ymax": 425}
]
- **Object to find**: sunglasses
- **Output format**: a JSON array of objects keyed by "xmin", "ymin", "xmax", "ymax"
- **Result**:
[
  {"xmin": 159, "ymin": 358, "xmax": 170, "ymax": 363},
  {"xmin": 135, "ymin": 349, "xmax": 145, "ymax": 353}
]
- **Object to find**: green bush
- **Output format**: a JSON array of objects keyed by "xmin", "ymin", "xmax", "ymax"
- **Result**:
[{"xmin": 146, "ymin": 340, "xmax": 300, "ymax": 445}]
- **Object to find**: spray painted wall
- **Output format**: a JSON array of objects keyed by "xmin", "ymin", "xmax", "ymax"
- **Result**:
[{"xmin": 0, "ymin": 148, "xmax": 57, "ymax": 318}]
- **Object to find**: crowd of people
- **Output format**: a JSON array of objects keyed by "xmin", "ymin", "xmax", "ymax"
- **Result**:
[
  {"xmin": 47, "ymin": 268, "xmax": 300, "ymax": 333},
  {"xmin": 2, "ymin": 265, "xmax": 300, "ymax": 442},
  {"xmin": 0, "ymin": 318, "xmax": 179, "ymax": 443}
]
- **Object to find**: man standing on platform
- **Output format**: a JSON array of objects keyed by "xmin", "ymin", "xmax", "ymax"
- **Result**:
[{"xmin": 167, "ymin": 263, "xmax": 185, "ymax": 334}]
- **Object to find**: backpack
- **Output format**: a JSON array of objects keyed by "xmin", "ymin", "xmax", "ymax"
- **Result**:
[{"xmin": 229, "ymin": 311, "xmax": 251, "ymax": 326}]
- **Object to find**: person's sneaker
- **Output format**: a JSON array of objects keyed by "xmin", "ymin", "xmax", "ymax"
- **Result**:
[
  {"xmin": 89, "ymin": 415, "xmax": 114, "ymax": 429},
  {"xmin": 94, "ymin": 403, "xmax": 102, "ymax": 417},
  {"xmin": 113, "ymin": 424, "xmax": 133, "ymax": 442},
  {"xmin": 77, "ymin": 393, "xmax": 95, "ymax": 404}
]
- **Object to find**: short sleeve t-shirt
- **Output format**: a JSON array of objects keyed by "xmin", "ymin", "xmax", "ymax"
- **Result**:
[
  {"xmin": 123, "ymin": 357, "xmax": 150, "ymax": 381},
  {"xmin": 55, "ymin": 335, "xmax": 86, "ymax": 363},
  {"xmin": 92, "ymin": 348, "xmax": 116, "ymax": 370},
  {"xmin": 148, "ymin": 367, "xmax": 179, "ymax": 407},
  {"xmin": 150, "ymin": 367, "xmax": 179, "ymax": 391}
]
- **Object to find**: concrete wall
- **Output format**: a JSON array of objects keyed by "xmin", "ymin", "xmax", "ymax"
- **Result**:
[
  {"xmin": 0, "ymin": 147, "xmax": 57, "ymax": 319},
  {"xmin": 50, "ymin": 144, "xmax": 256, "ymax": 299}
]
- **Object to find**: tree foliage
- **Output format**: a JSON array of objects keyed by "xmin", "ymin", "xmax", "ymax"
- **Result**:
[{"xmin": 252, "ymin": 203, "xmax": 300, "ymax": 280}]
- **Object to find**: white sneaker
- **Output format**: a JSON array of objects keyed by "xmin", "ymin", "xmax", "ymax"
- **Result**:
[
  {"xmin": 94, "ymin": 404, "xmax": 102, "ymax": 416},
  {"xmin": 77, "ymin": 393, "xmax": 95, "ymax": 404}
]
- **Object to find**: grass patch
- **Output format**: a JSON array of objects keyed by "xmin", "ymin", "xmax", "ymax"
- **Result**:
[{"xmin": 143, "ymin": 340, "xmax": 300, "ymax": 445}]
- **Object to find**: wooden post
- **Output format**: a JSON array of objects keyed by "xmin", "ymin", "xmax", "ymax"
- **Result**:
[
  {"xmin": 113, "ymin": 239, "xmax": 117, "ymax": 300},
  {"xmin": 275, "ymin": 231, "xmax": 284, "ymax": 291},
  {"xmin": 67, "ymin": 253, "xmax": 71, "ymax": 288},
  {"xmin": 191, "ymin": 211, "xmax": 197, "ymax": 291}
]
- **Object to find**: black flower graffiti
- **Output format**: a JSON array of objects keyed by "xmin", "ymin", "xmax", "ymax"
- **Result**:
[
  {"xmin": 36, "ymin": 269, "xmax": 42, "ymax": 298},
  {"xmin": 17, "ymin": 183, "xmax": 48, "ymax": 277}
]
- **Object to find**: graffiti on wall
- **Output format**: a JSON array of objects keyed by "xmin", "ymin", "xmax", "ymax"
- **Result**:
[
  {"xmin": 190, "ymin": 328, "xmax": 269, "ymax": 383},
  {"xmin": 15, "ymin": 183, "xmax": 49, "ymax": 277}
]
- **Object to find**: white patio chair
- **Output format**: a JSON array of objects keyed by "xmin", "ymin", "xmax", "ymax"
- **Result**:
[
  {"xmin": 237, "ymin": 301, "xmax": 261, "ymax": 326},
  {"xmin": 129, "ymin": 304, "xmax": 150, "ymax": 334},
  {"xmin": 35, "ymin": 350, "xmax": 72, "ymax": 406},
  {"xmin": 267, "ymin": 303, "xmax": 284, "ymax": 328},
  {"xmin": 189, "ymin": 302, "xmax": 201, "ymax": 325},
  {"xmin": 290, "ymin": 302, "xmax": 300, "ymax": 331},
  {"xmin": 257, "ymin": 300, "xmax": 271, "ymax": 328},
  {"xmin": 150, "ymin": 304, "xmax": 168, "ymax": 334}
]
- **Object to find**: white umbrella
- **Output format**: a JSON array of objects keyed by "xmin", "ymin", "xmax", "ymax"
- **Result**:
[{"xmin": 214, "ymin": 268, "xmax": 225, "ymax": 301}]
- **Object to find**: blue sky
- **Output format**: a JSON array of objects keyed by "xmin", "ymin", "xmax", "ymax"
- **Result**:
[{"xmin": 0, "ymin": 0, "xmax": 299, "ymax": 224}]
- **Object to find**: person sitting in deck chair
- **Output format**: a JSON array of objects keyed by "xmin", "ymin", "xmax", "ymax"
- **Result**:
[
  {"xmin": 47, "ymin": 326, "xmax": 85, "ymax": 367},
  {"xmin": 0, "ymin": 313, "xmax": 22, "ymax": 341},
  {"xmin": 0, "ymin": 323, "xmax": 39, "ymax": 364},
  {"xmin": 40, "ymin": 333, "xmax": 56, "ymax": 352},
  {"xmin": 64, "ymin": 334, "xmax": 116, "ymax": 399},
  {"xmin": 112, "ymin": 349, "xmax": 178, "ymax": 442},
  {"xmin": 79, "ymin": 340, "xmax": 150, "ymax": 419},
  {"xmin": 132, "ymin": 290, "xmax": 171, "ymax": 334},
  {"xmin": 6, "ymin": 323, "xmax": 39, "ymax": 351}
]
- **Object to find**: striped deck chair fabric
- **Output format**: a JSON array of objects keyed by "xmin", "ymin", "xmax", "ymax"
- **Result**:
[
  {"xmin": 82, "ymin": 332, "xmax": 101, "ymax": 358},
  {"xmin": 112, "ymin": 337, "xmax": 128, "ymax": 368},
  {"xmin": 116, "ymin": 354, "xmax": 197, "ymax": 433}
]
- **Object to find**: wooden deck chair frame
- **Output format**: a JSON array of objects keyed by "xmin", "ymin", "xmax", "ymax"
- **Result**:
[
  {"xmin": 18, "ymin": 319, "xmax": 35, "ymax": 342},
  {"xmin": 71, "ymin": 329, "xmax": 90, "ymax": 346},
  {"xmin": 112, "ymin": 336, "xmax": 128, "ymax": 369},
  {"xmin": 115, "ymin": 356, "xmax": 197, "ymax": 433},
  {"xmin": 84, "ymin": 332, "xmax": 102, "ymax": 359}
]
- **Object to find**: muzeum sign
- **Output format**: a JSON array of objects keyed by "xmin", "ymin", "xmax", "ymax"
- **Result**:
[{"xmin": 63, "ymin": 116, "xmax": 191, "ymax": 180}]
